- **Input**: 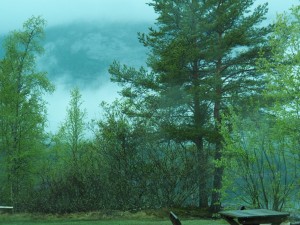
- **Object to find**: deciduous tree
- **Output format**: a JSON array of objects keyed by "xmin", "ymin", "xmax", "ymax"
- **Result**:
[
  {"xmin": 0, "ymin": 16, "xmax": 54, "ymax": 210},
  {"xmin": 222, "ymin": 5, "xmax": 300, "ymax": 211}
]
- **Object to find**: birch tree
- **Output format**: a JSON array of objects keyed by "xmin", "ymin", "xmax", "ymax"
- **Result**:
[{"xmin": 0, "ymin": 16, "xmax": 54, "ymax": 210}]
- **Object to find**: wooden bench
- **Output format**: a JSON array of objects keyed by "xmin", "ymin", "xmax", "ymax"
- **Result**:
[
  {"xmin": 0, "ymin": 206, "xmax": 13, "ymax": 213},
  {"xmin": 169, "ymin": 211, "xmax": 182, "ymax": 225}
]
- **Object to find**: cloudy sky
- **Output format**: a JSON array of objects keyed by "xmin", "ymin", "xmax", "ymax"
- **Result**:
[
  {"xmin": 0, "ymin": 0, "xmax": 156, "ymax": 34},
  {"xmin": 0, "ymin": 0, "xmax": 299, "ymax": 134},
  {"xmin": 1, "ymin": 0, "xmax": 299, "ymax": 34}
]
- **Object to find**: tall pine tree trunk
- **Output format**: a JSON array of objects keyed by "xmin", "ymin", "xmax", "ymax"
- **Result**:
[{"xmin": 193, "ymin": 62, "xmax": 209, "ymax": 208}]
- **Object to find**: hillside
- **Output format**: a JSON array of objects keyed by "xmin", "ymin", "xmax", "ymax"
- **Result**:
[{"xmin": 37, "ymin": 21, "xmax": 150, "ymax": 90}]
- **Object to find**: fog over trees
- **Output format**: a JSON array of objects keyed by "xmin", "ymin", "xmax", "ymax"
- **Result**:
[{"xmin": 0, "ymin": 1, "xmax": 299, "ymax": 214}]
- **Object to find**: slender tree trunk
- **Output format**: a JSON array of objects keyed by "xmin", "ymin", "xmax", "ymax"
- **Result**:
[
  {"xmin": 193, "ymin": 62, "xmax": 209, "ymax": 208},
  {"xmin": 211, "ymin": 53, "xmax": 224, "ymax": 213},
  {"xmin": 211, "ymin": 142, "xmax": 223, "ymax": 212},
  {"xmin": 210, "ymin": 101, "xmax": 224, "ymax": 212},
  {"xmin": 195, "ymin": 137, "xmax": 209, "ymax": 208}
]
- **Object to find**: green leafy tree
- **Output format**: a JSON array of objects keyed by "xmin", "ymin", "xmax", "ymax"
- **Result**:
[
  {"xmin": 109, "ymin": 0, "xmax": 271, "ymax": 211},
  {"xmin": 34, "ymin": 87, "xmax": 107, "ymax": 212},
  {"xmin": 0, "ymin": 16, "xmax": 54, "ymax": 210},
  {"xmin": 222, "ymin": 110, "xmax": 298, "ymax": 210},
  {"xmin": 92, "ymin": 100, "xmax": 198, "ymax": 209},
  {"xmin": 52, "ymin": 87, "xmax": 88, "ymax": 211},
  {"xmin": 92, "ymin": 101, "xmax": 148, "ymax": 209},
  {"xmin": 221, "ymin": 5, "xmax": 300, "ymax": 211},
  {"xmin": 258, "ymin": 5, "xmax": 300, "ymax": 146},
  {"xmin": 58, "ymin": 87, "xmax": 87, "ymax": 166}
]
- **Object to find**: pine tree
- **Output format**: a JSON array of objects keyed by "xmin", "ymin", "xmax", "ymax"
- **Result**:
[{"xmin": 109, "ymin": 0, "xmax": 272, "ymax": 211}]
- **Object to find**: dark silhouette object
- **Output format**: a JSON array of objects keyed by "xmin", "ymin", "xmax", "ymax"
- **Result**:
[
  {"xmin": 169, "ymin": 211, "xmax": 182, "ymax": 225},
  {"xmin": 240, "ymin": 206, "xmax": 246, "ymax": 210}
]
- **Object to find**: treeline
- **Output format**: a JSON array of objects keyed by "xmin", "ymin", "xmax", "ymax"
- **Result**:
[{"xmin": 0, "ymin": 1, "xmax": 300, "ymax": 214}]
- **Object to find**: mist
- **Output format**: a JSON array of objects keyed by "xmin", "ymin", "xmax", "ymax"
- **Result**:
[
  {"xmin": 1, "ymin": 0, "xmax": 298, "ymax": 134},
  {"xmin": 37, "ymin": 21, "xmax": 150, "ymax": 133}
]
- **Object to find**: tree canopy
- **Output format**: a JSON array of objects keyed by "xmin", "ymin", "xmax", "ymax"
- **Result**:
[{"xmin": 109, "ymin": 0, "xmax": 272, "ymax": 212}]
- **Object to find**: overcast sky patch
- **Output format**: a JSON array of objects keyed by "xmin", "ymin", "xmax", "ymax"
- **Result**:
[{"xmin": 0, "ymin": 0, "xmax": 156, "ymax": 34}]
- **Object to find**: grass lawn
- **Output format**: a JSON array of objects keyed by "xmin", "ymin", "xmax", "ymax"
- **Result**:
[
  {"xmin": 0, "ymin": 215, "xmax": 226, "ymax": 225},
  {"xmin": 0, "ymin": 209, "xmax": 227, "ymax": 225},
  {"xmin": 0, "ymin": 219, "xmax": 225, "ymax": 225}
]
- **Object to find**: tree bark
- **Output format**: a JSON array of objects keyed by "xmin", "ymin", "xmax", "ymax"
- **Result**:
[
  {"xmin": 196, "ymin": 138, "xmax": 209, "ymax": 208},
  {"xmin": 193, "ymin": 62, "xmax": 209, "ymax": 208},
  {"xmin": 210, "ymin": 51, "xmax": 224, "ymax": 212}
]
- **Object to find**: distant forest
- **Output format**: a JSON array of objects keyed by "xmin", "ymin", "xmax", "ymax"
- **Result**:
[{"xmin": 0, "ymin": 1, "xmax": 299, "ymax": 214}]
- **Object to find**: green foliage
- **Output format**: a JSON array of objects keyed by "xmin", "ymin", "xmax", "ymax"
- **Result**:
[
  {"xmin": 32, "ymin": 88, "xmax": 102, "ymax": 213},
  {"xmin": 0, "ymin": 16, "xmax": 54, "ymax": 211},
  {"xmin": 222, "ymin": 109, "xmax": 298, "ymax": 210},
  {"xmin": 221, "ymin": 5, "xmax": 300, "ymax": 210},
  {"xmin": 2, "ymin": 3, "xmax": 300, "ymax": 215},
  {"xmin": 110, "ymin": 0, "xmax": 272, "ymax": 211},
  {"xmin": 89, "ymin": 100, "xmax": 201, "ymax": 209},
  {"xmin": 57, "ymin": 87, "xmax": 87, "ymax": 164},
  {"xmin": 258, "ymin": 5, "xmax": 300, "ymax": 121}
]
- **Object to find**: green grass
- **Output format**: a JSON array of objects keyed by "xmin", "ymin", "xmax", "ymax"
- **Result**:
[
  {"xmin": 0, "ymin": 215, "xmax": 226, "ymax": 225},
  {"xmin": 0, "ymin": 219, "xmax": 225, "ymax": 225},
  {"xmin": 0, "ymin": 211, "xmax": 227, "ymax": 225}
]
